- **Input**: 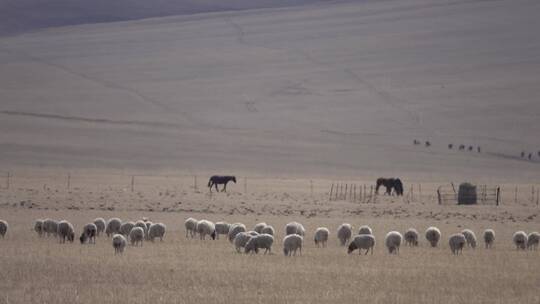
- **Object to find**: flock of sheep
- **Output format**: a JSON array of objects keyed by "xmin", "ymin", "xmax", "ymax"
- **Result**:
[
  {"xmin": 182, "ymin": 218, "xmax": 540, "ymax": 256},
  {"xmin": 0, "ymin": 218, "xmax": 538, "ymax": 256},
  {"xmin": 29, "ymin": 217, "xmax": 166, "ymax": 254}
]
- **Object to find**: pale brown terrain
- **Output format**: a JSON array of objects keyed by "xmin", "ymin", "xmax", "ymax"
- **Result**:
[{"xmin": 0, "ymin": 172, "xmax": 539, "ymax": 304}]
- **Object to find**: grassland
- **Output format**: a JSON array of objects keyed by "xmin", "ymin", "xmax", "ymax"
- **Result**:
[{"xmin": 0, "ymin": 173, "xmax": 539, "ymax": 304}]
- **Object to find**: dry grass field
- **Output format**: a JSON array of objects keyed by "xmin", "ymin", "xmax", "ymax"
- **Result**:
[{"xmin": 1, "ymin": 173, "xmax": 539, "ymax": 304}]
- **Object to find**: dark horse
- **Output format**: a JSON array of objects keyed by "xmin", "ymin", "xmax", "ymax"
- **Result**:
[
  {"xmin": 375, "ymin": 178, "xmax": 403, "ymax": 196},
  {"xmin": 208, "ymin": 175, "xmax": 236, "ymax": 192}
]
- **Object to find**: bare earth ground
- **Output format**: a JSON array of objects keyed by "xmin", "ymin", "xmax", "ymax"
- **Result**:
[{"xmin": 0, "ymin": 172, "xmax": 539, "ymax": 304}]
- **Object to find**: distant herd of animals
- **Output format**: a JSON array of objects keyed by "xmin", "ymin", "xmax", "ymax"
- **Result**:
[
  {"xmin": 0, "ymin": 219, "xmax": 538, "ymax": 256},
  {"xmin": 414, "ymin": 139, "xmax": 540, "ymax": 161},
  {"xmin": 413, "ymin": 139, "xmax": 481, "ymax": 153}
]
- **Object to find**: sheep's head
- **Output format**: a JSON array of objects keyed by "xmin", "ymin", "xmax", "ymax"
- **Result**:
[
  {"xmin": 79, "ymin": 233, "xmax": 86, "ymax": 244},
  {"xmin": 347, "ymin": 242, "xmax": 357, "ymax": 254},
  {"xmin": 232, "ymin": 176, "xmax": 237, "ymax": 183}
]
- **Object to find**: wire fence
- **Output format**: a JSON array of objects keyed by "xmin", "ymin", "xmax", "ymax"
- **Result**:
[{"xmin": 0, "ymin": 171, "xmax": 538, "ymax": 206}]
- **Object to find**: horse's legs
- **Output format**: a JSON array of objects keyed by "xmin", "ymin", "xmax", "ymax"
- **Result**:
[
  {"xmin": 214, "ymin": 183, "xmax": 219, "ymax": 192},
  {"xmin": 222, "ymin": 182, "xmax": 227, "ymax": 192},
  {"xmin": 208, "ymin": 181, "xmax": 213, "ymax": 192}
]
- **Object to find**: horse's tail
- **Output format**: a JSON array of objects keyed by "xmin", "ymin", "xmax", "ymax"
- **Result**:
[{"xmin": 208, "ymin": 177, "xmax": 213, "ymax": 187}]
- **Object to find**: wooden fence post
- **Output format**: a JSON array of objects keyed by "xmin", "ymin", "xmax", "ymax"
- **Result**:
[
  {"xmin": 131, "ymin": 175, "xmax": 135, "ymax": 192},
  {"xmin": 496, "ymin": 187, "xmax": 500, "ymax": 206},
  {"xmin": 67, "ymin": 173, "xmax": 71, "ymax": 190},
  {"xmin": 194, "ymin": 175, "xmax": 198, "ymax": 191},
  {"xmin": 353, "ymin": 184, "xmax": 357, "ymax": 202},
  {"xmin": 514, "ymin": 186, "xmax": 518, "ymax": 204},
  {"xmin": 418, "ymin": 184, "xmax": 422, "ymax": 201},
  {"xmin": 437, "ymin": 187, "xmax": 442, "ymax": 205},
  {"xmin": 532, "ymin": 186, "xmax": 535, "ymax": 204},
  {"xmin": 329, "ymin": 183, "xmax": 334, "ymax": 201},
  {"xmin": 6, "ymin": 172, "xmax": 10, "ymax": 189},
  {"xmin": 344, "ymin": 184, "xmax": 348, "ymax": 201}
]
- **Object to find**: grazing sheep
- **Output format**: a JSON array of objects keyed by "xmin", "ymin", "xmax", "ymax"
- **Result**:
[
  {"xmin": 449, "ymin": 233, "xmax": 466, "ymax": 255},
  {"xmin": 527, "ymin": 232, "xmax": 539, "ymax": 250},
  {"xmin": 185, "ymin": 218, "xmax": 198, "ymax": 238},
  {"xmin": 261, "ymin": 225, "xmax": 275, "ymax": 236},
  {"xmin": 483, "ymin": 229, "xmax": 495, "ymax": 249},
  {"xmin": 253, "ymin": 222, "xmax": 267, "ymax": 234},
  {"xmin": 135, "ymin": 220, "xmax": 148, "ymax": 239},
  {"xmin": 425, "ymin": 227, "xmax": 441, "ymax": 247},
  {"xmin": 385, "ymin": 231, "xmax": 403, "ymax": 254},
  {"xmin": 285, "ymin": 221, "xmax": 305, "ymax": 236},
  {"xmin": 112, "ymin": 234, "xmax": 127, "ymax": 254},
  {"xmin": 196, "ymin": 220, "xmax": 216, "ymax": 240},
  {"xmin": 247, "ymin": 231, "xmax": 259, "ymax": 237},
  {"xmin": 358, "ymin": 225, "xmax": 373, "ymax": 235},
  {"xmin": 348, "ymin": 234, "xmax": 375, "ymax": 255},
  {"xmin": 80, "ymin": 223, "xmax": 97, "ymax": 244},
  {"xmin": 513, "ymin": 231, "xmax": 528, "ymax": 250},
  {"xmin": 129, "ymin": 227, "xmax": 144, "ymax": 246},
  {"xmin": 0, "ymin": 220, "xmax": 8, "ymax": 238},
  {"xmin": 337, "ymin": 223, "xmax": 353, "ymax": 246},
  {"xmin": 148, "ymin": 223, "xmax": 166, "ymax": 242},
  {"xmin": 314, "ymin": 227, "xmax": 330, "ymax": 248},
  {"xmin": 233, "ymin": 232, "xmax": 254, "ymax": 253},
  {"xmin": 461, "ymin": 229, "xmax": 477, "ymax": 249},
  {"xmin": 245, "ymin": 234, "xmax": 274, "ymax": 254},
  {"xmin": 228, "ymin": 223, "xmax": 247, "ymax": 243},
  {"xmin": 43, "ymin": 219, "xmax": 59, "ymax": 237},
  {"xmin": 93, "ymin": 218, "xmax": 106, "ymax": 236},
  {"xmin": 119, "ymin": 221, "xmax": 135, "ymax": 236},
  {"xmin": 34, "ymin": 219, "xmax": 44, "ymax": 237},
  {"xmin": 404, "ymin": 228, "xmax": 419, "ymax": 246},
  {"xmin": 105, "ymin": 218, "xmax": 122, "ymax": 237},
  {"xmin": 215, "ymin": 222, "xmax": 231, "ymax": 240},
  {"xmin": 283, "ymin": 234, "xmax": 303, "ymax": 256},
  {"xmin": 144, "ymin": 221, "xmax": 153, "ymax": 233},
  {"xmin": 57, "ymin": 220, "xmax": 75, "ymax": 243}
]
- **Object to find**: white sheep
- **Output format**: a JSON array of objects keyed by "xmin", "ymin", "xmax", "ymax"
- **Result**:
[
  {"xmin": 283, "ymin": 234, "xmax": 303, "ymax": 256},
  {"xmin": 314, "ymin": 227, "xmax": 330, "ymax": 247},
  {"xmin": 80, "ymin": 223, "xmax": 97, "ymax": 244},
  {"xmin": 93, "ymin": 218, "xmax": 106, "ymax": 236},
  {"xmin": 337, "ymin": 223, "xmax": 353, "ymax": 246},
  {"xmin": 358, "ymin": 225, "xmax": 373, "ymax": 235},
  {"xmin": 527, "ymin": 232, "xmax": 539, "ymax": 250},
  {"xmin": 253, "ymin": 222, "xmax": 267, "ymax": 234},
  {"xmin": 215, "ymin": 222, "xmax": 231, "ymax": 240},
  {"xmin": 120, "ymin": 221, "xmax": 135, "ymax": 236},
  {"xmin": 461, "ymin": 229, "xmax": 477, "ymax": 249},
  {"xmin": 43, "ymin": 218, "xmax": 59, "ymax": 237},
  {"xmin": 148, "ymin": 223, "xmax": 166, "ymax": 242},
  {"xmin": 385, "ymin": 231, "xmax": 403, "ymax": 254},
  {"xmin": 261, "ymin": 225, "xmax": 275, "ymax": 236},
  {"xmin": 129, "ymin": 227, "xmax": 144, "ymax": 246},
  {"xmin": 57, "ymin": 220, "xmax": 75, "ymax": 243},
  {"xmin": 196, "ymin": 220, "xmax": 216, "ymax": 240},
  {"xmin": 34, "ymin": 219, "xmax": 44, "ymax": 237},
  {"xmin": 233, "ymin": 232, "xmax": 254, "ymax": 253},
  {"xmin": 425, "ymin": 226, "xmax": 441, "ymax": 247},
  {"xmin": 228, "ymin": 223, "xmax": 247, "ymax": 243},
  {"xmin": 245, "ymin": 234, "xmax": 274, "ymax": 254},
  {"xmin": 513, "ymin": 231, "xmax": 528, "ymax": 250},
  {"xmin": 348, "ymin": 234, "xmax": 375, "ymax": 255},
  {"xmin": 0, "ymin": 220, "xmax": 8, "ymax": 238},
  {"xmin": 112, "ymin": 234, "xmax": 127, "ymax": 254},
  {"xmin": 106, "ymin": 218, "xmax": 122, "ymax": 237},
  {"xmin": 184, "ymin": 217, "xmax": 198, "ymax": 238},
  {"xmin": 134, "ymin": 220, "xmax": 148, "ymax": 239},
  {"xmin": 404, "ymin": 228, "xmax": 419, "ymax": 246},
  {"xmin": 449, "ymin": 233, "xmax": 466, "ymax": 255},
  {"xmin": 483, "ymin": 229, "xmax": 495, "ymax": 249},
  {"xmin": 285, "ymin": 221, "xmax": 305, "ymax": 236}
]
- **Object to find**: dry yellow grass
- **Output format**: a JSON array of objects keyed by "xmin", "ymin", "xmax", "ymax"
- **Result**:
[{"xmin": 0, "ymin": 174, "xmax": 539, "ymax": 304}]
